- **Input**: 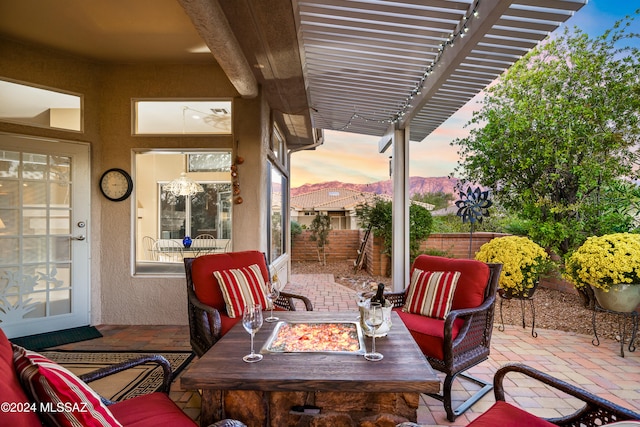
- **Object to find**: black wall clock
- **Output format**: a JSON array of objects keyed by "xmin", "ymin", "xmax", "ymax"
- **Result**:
[{"xmin": 99, "ymin": 168, "xmax": 133, "ymax": 201}]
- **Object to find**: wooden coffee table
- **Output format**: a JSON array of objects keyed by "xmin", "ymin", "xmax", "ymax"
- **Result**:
[{"xmin": 181, "ymin": 311, "xmax": 439, "ymax": 426}]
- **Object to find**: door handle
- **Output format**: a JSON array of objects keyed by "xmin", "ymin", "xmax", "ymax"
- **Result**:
[{"xmin": 71, "ymin": 235, "xmax": 86, "ymax": 241}]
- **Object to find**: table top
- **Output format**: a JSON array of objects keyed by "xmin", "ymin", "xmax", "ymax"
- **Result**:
[
  {"xmin": 180, "ymin": 311, "xmax": 439, "ymax": 394},
  {"xmin": 154, "ymin": 246, "xmax": 221, "ymax": 252}
]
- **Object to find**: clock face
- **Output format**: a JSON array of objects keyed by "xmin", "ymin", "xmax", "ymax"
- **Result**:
[{"xmin": 100, "ymin": 168, "xmax": 133, "ymax": 201}]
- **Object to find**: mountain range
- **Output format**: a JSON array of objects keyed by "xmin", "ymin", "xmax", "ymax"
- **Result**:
[{"xmin": 291, "ymin": 176, "xmax": 463, "ymax": 197}]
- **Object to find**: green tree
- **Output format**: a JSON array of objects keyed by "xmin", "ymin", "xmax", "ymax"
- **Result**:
[
  {"xmin": 356, "ymin": 198, "xmax": 433, "ymax": 268},
  {"xmin": 412, "ymin": 191, "xmax": 454, "ymax": 210},
  {"xmin": 454, "ymin": 13, "xmax": 640, "ymax": 258},
  {"xmin": 409, "ymin": 203, "xmax": 434, "ymax": 259},
  {"xmin": 309, "ymin": 214, "xmax": 331, "ymax": 266},
  {"xmin": 290, "ymin": 221, "xmax": 302, "ymax": 247}
]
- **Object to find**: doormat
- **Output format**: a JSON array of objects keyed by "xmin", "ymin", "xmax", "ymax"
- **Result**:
[
  {"xmin": 41, "ymin": 350, "xmax": 195, "ymax": 402},
  {"xmin": 10, "ymin": 326, "xmax": 103, "ymax": 351}
]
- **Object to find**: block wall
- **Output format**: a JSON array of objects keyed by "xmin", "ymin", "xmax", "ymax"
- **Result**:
[
  {"xmin": 291, "ymin": 230, "xmax": 360, "ymax": 263},
  {"xmin": 291, "ymin": 230, "xmax": 579, "ymax": 294}
]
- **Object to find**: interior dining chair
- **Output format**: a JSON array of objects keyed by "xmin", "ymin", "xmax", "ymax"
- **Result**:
[
  {"xmin": 154, "ymin": 239, "xmax": 183, "ymax": 263},
  {"xmin": 193, "ymin": 234, "xmax": 217, "ymax": 256},
  {"xmin": 142, "ymin": 236, "xmax": 157, "ymax": 261}
]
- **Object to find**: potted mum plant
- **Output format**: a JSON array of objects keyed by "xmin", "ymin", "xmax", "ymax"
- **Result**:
[
  {"xmin": 475, "ymin": 235, "xmax": 551, "ymax": 299},
  {"xmin": 564, "ymin": 233, "xmax": 640, "ymax": 312}
]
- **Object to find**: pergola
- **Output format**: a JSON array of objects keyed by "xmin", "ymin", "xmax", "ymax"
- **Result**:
[{"xmin": 0, "ymin": 0, "xmax": 587, "ymax": 290}]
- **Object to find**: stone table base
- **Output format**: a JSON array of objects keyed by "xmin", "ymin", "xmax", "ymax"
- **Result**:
[{"xmin": 204, "ymin": 389, "xmax": 420, "ymax": 427}]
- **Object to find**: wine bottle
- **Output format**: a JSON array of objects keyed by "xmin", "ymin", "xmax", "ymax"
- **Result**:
[{"xmin": 370, "ymin": 283, "xmax": 386, "ymax": 307}]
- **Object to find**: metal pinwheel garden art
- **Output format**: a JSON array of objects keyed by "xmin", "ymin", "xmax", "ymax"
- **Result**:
[{"xmin": 455, "ymin": 186, "xmax": 492, "ymax": 258}]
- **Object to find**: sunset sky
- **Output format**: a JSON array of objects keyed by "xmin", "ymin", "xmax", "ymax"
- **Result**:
[{"xmin": 290, "ymin": 0, "xmax": 639, "ymax": 187}]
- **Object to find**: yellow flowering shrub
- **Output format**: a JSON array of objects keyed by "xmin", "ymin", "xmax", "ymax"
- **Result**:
[
  {"xmin": 564, "ymin": 233, "xmax": 640, "ymax": 291},
  {"xmin": 475, "ymin": 236, "xmax": 550, "ymax": 293}
]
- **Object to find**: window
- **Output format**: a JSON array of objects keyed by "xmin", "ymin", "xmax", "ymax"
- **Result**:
[
  {"xmin": 159, "ymin": 182, "xmax": 232, "ymax": 239},
  {"xmin": 188, "ymin": 153, "xmax": 231, "ymax": 172},
  {"xmin": 133, "ymin": 100, "xmax": 232, "ymax": 135},
  {"xmin": 0, "ymin": 79, "xmax": 82, "ymax": 132},
  {"xmin": 269, "ymin": 162, "xmax": 286, "ymax": 263},
  {"xmin": 271, "ymin": 124, "xmax": 285, "ymax": 161},
  {"xmin": 134, "ymin": 151, "xmax": 232, "ymax": 275}
]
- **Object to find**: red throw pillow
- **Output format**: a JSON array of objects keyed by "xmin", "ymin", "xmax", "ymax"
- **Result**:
[
  {"xmin": 214, "ymin": 263, "xmax": 270, "ymax": 318},
  {"xmin": 403, "ymin": 269, "xmax": 461, "ymax": 319},
  {"xmin": 12, "ymin": 344, "xmax": 122, "ymax": 427}
]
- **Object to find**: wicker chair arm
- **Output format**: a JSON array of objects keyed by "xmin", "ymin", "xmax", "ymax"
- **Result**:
[
  {"xmin": 444, "ymin": 296, "xmax": 496, "ymax": 332},
  {"xmin": 275, "ymin": 291, "xmax": 314, "ymax": 311},
  {"xmin": 189, "ymin": 291, "xmax": 223, "ymax": 322},
  {"xmin": 494, "ymin": 363, "xmax": 640, "ymax": 426},
  {"xmin": 188, "ymin": 286, "xmax": 223, "ymax": 336},
  {"xmin": 79, "ymin": 354, "xmax": 173, "ymax": 405},
  {"xmin": 385, "ymin": 291, "xmax": 406, "ymax": 308},
  {"xmin": 444, "ymin": 296, "xmax": 496, "ymax": 360}
]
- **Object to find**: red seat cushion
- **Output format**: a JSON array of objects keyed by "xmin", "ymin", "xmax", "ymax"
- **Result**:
[
  {"xmin": 467, "ymin": 401, "xmax": 556, "ymax": 427},
  {"xmin": 395, "ymin": 308, "xmax": 464, "ymax": 360},
  {"xmin": 0, "ymin": 329, "xmax": 42, "ymax": 427},
  {"xmin": 108, "ymin": 393, "xmax": 197, "ymax": 427},
  {"xmin": 411, "ymin": 255, "xmax": 490, "ymax": 310},
  {"xmin": 191, "ymin": 251, "xmax": 270, "ymax": 313}
]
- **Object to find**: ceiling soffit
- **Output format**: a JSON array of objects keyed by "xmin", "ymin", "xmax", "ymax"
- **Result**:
[{"xmin": 216, "ymin": 0, "xmax": 317, "ymax": 148}]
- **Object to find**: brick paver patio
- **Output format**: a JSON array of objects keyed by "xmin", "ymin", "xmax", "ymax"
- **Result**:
[{"xmin": 286, "ymin": 273, "xmax": 640, "ymax": 426}]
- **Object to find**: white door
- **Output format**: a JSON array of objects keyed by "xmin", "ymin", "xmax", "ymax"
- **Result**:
[{"xmin": 0, "ymin": 133, "xmax": 91, "ymax": 338}]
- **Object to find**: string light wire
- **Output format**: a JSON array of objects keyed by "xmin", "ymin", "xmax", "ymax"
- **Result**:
[{"xmin": 313, "ymin": 0, "xmax": 481, "ymax": 131}]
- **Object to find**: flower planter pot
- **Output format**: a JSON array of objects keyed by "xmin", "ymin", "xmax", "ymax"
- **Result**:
[
  {"xmin": 499, "ymin": 280, "xmax": 539, "ymax": 300},
  {"xmin": 593, "ymin": 284, "xmax": 640, "ymax": 313}
]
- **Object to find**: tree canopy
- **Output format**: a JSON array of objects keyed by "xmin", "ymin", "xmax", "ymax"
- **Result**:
[
  {"xmin": 454, "ymin": 12, "xmax": 640, "ymax": 256},
  {"xmin": 355, "ymin": 197, "xmax": 432, "ymax": 263},
  {"xmin": 412, "ymin": 191, "xmax": 454, "ymax": 210}
]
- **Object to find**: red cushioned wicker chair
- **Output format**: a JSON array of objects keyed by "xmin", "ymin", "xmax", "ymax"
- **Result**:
[
  {"xmin": 386, "ymin": 255, "xmax": 502, "ymax": 422},
  {"xmin": 1, "ymin": 328, "xmax": 197, "ymax": 427},
  {"xmin": 467, "ymin": 363, "xmax": 640, "ymax": 426},
  {"xmin": 184, "ymin": 250, "xmax": 313, "ymax": 357}
]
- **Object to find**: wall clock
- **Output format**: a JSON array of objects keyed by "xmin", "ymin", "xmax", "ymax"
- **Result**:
[{"xmin": 99, "ymin": 168, "xmax": 133, "ymax": 201}]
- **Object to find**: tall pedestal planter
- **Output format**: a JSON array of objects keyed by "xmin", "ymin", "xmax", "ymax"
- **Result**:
[
  {"xmin": 594, "ymin": 284, "xmax": 640, "ymax": 313},
  {"xmin": 591, "ymin": 284, "xmax": 640, "ymax": 357},
  {"xmin": 498, "ymin": 281, "xmax": 539, "ymax": 337}
]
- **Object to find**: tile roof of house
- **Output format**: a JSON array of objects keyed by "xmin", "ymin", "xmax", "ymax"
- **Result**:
[
  {"xmin": 290, "ymin": 187, "xmax": 433, "ymax": 211},
  {"xmin": 290, "ymin": 188, "xmax": 379, "ymax": 210}
]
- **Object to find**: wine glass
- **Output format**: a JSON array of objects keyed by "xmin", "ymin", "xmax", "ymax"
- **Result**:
[
  {"xmin": 364, "ymin": 302, "xmax": 384, "ymax": 361},
  {"xmin": 356, "ymin": 280, "xmax": 371, "ymax": 304},
  {"xmin": 242, "ymin": 304, "xmax": 263, "ymax": 363},
  {"xmin": 265, "ymin": 282, "xmax": 280, "ymax": 323},
  {"xmin": 355, "ymin": 281, "xmax": 372, "ymax": 320}
]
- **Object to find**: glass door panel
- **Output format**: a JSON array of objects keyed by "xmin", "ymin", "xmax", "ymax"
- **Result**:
[{"xmin": 0, "ymin": 134, "xmax": 90, "ymax": 338}]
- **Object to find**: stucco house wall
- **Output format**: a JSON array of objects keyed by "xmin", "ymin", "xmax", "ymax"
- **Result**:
[{"xmin": 0, "ymin": 37, "xmax": 281, "ymax": 326}]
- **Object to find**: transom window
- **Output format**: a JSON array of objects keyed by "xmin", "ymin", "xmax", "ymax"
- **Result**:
[
  {"xmin": 0, "ymin": 79, "xmax": 82, "ymax": 132},
  {"xmin": 133, "ymin": 100, "xmax": 232, "ymax": 135}
]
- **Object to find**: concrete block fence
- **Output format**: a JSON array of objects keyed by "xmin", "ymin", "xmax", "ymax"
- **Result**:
[
  {"xmin": 291, "ymin": 230, "xmax": 577, "ymax": 294},
  {"xmin": 291, "ymin": 230, "xmax": 360, "ymax": 264}
]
